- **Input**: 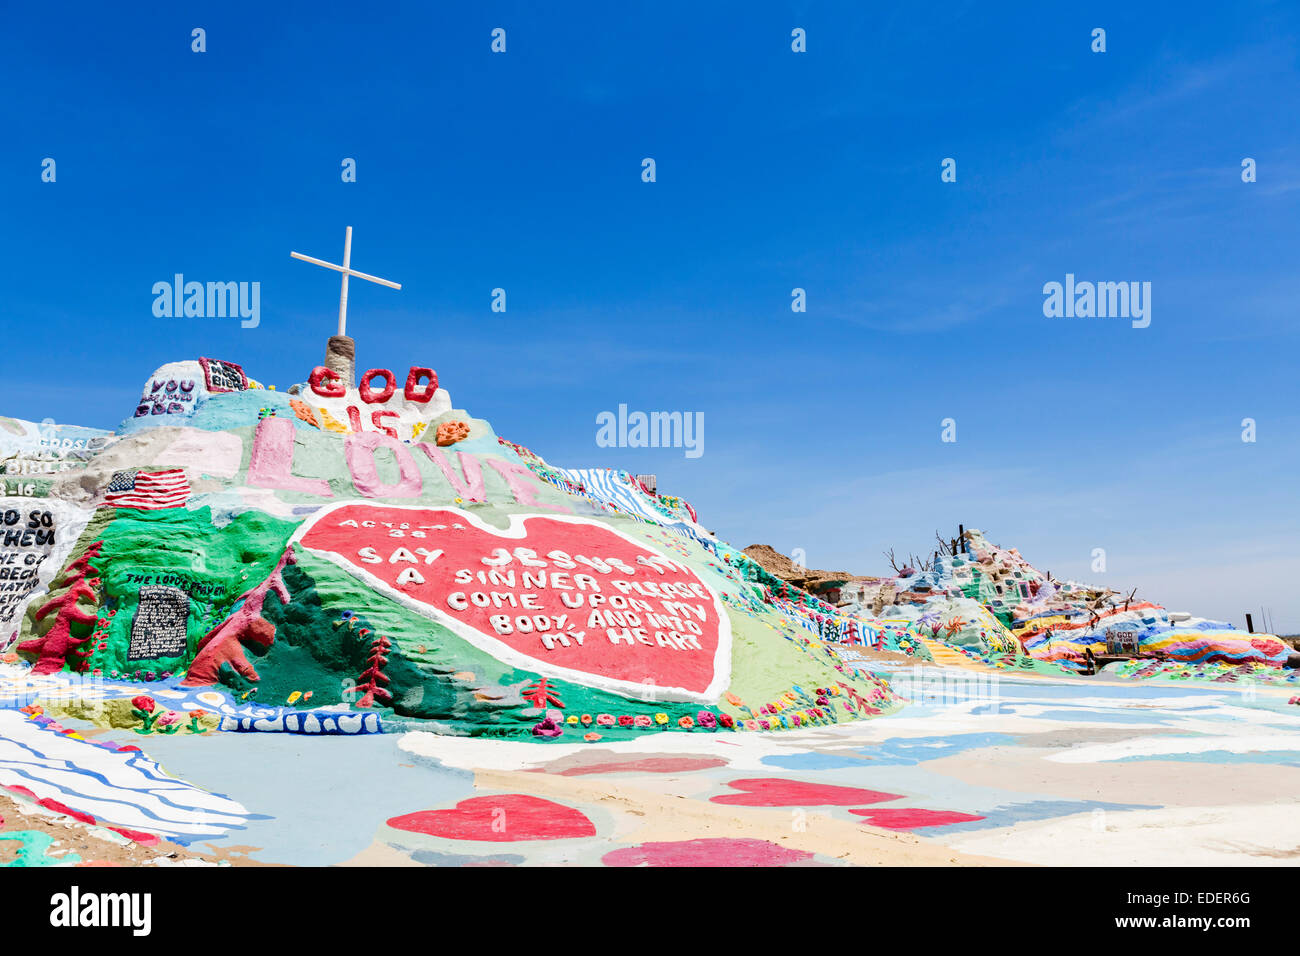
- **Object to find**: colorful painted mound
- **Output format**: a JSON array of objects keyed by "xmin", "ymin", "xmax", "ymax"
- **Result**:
[
  {"xmin": 930, "ymin": 530, "xmax": 1292, "ymax": 671},
  {"xmin": 0, "ymin": 358, "xmax": 908, "ymax": 740},
  {"xmin": 768, "ymin": 525, "xmax": 1294, "ymax": 676}
]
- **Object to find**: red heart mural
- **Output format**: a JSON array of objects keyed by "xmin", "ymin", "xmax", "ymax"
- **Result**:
[
  {"xmin": 849, "ymin": 808, "xmax": 985, "ymax": 829},
  {"xmin": 602, "ymin": 838, "xmax": 815, "ymax": 867},
  {"xmin": 387, "ymin": 794, "xmax": 596, "ymax": 842},
  {"xmin": 709, "ymin": 778, "xmax": 903, "ymax": 807},
  {"xmin": 293, "ymin": 503, "xmax": 732, "ymax": 701}
]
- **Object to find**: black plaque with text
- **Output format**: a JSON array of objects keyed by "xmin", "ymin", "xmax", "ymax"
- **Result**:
[{"xmin": 127, "ymin": 585, "xmax": 191, "ymax": 660}]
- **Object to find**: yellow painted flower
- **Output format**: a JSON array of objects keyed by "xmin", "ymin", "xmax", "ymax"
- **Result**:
[{"xmin": 654, "ymin": 712, "xmax": 669, "ymax": 725}]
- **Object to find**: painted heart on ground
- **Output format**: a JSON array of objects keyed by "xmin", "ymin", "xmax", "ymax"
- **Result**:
[
  {"xmin": 603, "ymin": 838, "xmax": 815, "ymax": 867},
  {"xmin": 709, "ymin": 777, "xmax": 903, "ymax": 807},
  {"xmin": 554, "ymin": 755, "xmax": 728, "ymax": 776},
  {"xmin": 387, "ymin": 794, "xmax": 596, "ymax": 842},
  {"xmin": 293, "ymin": 503, "xmax": 732, "ymax": 701},
  {"xmin": 850, "ymin": 808, "xmax": 986, "ymax": 829}
]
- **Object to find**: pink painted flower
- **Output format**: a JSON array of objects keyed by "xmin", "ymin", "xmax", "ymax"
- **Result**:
[
  {"xmin": 155, "ymin": 710, "xmax": 181, "ymax": 728},
  {"xmin": 596, "ymin": 713, "xmax": 616, "ymax": 727},
  {"xmin": 531, "ymin": 717, "xmax": 563, "ymax": 738},
  {"xmin": 633, "ymin": 714, "xmax": 653, "ymax": 728},
  {"xmin": 696, "ymin": 711, "xmax": 717, "ymax": 730}
]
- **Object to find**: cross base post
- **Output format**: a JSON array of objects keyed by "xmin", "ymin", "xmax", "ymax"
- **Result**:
[{"xmin": 324, "ymin": 334, "xmax": 356, "ymax": 390}]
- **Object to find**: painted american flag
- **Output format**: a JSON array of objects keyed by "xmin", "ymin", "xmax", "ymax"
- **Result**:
[{"xmin": 103, "ymin": 468, "xmax": 191, "ymax": 510}]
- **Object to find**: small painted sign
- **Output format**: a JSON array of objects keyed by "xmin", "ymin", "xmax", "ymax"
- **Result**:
[
  {"xmin": 127, "ymin": 585, "xmax": 191, "ymax": 661},
  {"xmin": 200, "ymin": 357, "xmax": 248, "ymax": 393}
]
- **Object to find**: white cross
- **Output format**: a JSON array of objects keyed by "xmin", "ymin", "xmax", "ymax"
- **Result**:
[{"xmin": 290, "ymin": 226, "xmax": 401, "ymax": 337}]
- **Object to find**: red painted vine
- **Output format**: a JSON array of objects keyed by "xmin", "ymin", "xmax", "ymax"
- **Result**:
[{"xmin": 17, "ymin": 542, "xmax": 104, "ymax": 675}]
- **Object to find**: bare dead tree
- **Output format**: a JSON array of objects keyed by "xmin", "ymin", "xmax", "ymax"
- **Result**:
[
  {"xmin": 934, "ymin": 531, "xmax": 960, "ymax": 557},
  {"xmin": 1090, "ymin": 588, "xmax": 1117, "ymax": 610},
  {"xmin": 884, "ymin": 548, "xmax": 933, "ymax": 575}
]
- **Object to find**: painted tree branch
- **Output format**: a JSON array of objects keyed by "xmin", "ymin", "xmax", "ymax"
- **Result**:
[
  {"xmin": 353, "ymin": 634, "xmax": 392, "ymax": 708},
  {"xmin": 521, "ymin": 676, "xmax": 564, "ymax": 710},
  {"xmin": 17, "ymin": 542, "xmax": 104, "ymax": 675},
  {"xmin": 182, "ymin": 545, "xmax": 296, "ymax": 687}
]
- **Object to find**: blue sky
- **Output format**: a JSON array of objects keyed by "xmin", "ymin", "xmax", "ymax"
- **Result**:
[{"xmin": 4, "ymin": 1, "xmax": 1297, "ymax": 630}]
